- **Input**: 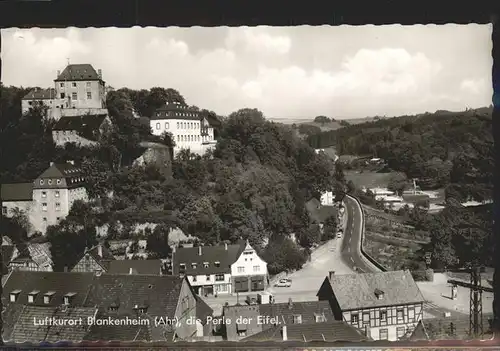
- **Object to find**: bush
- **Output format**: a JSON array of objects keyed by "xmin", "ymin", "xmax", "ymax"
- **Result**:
[{"xmin": 411, "ymin": 269, "xmax": 434, "ymax": 281}]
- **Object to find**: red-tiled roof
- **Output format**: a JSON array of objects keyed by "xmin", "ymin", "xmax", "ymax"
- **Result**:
[{"xmin": 55, "ymin": 64, "xmax": 101, "ymax": 82}]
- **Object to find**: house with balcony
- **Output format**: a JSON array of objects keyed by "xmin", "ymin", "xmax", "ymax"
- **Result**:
[
  {"xmin": 2, "ymin": 270, "xmax": 214, "ymax": 342},
  {"xmin": 317, "ymin": 270, "xmax": 425, "ymax": 341},
  {"xmin": 1, "ymin": 160, "xmax": 88, "ymax": 234},
  {"xmin": 172, "ymin": 240, "xmax": 268, "ymax": 296}
]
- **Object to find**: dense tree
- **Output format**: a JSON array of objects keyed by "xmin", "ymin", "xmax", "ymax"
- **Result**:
[
  {"xmin": 146, "ymin": 224, "xmax": 172, "ymax": 258},
  {"xmin": 313, "ymin": 116, "xmax": 331, "ymax": 125}
]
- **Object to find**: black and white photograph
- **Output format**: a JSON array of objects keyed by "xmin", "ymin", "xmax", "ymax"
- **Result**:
[{"xmin": 0, "ymin": 24, "xmax": 494, "ymax": 345}]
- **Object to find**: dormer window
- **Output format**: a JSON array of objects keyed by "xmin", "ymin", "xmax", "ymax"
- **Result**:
[
  {"xmin": 44, "ymin": 291, "xmax": 56, "ymax": 304},
  {"xmin": 191, "ymin": 263, "xmax": 197, "ymax": 269},
  {"xmin": 292, "ymin": 314, "xmax": 302, "ymax": 324},
  {"xmin": 63, "ymin": 292, "xmax": 77, "ymax": 305},
  {"xmin": 28, "ymin": 290, "xmax": 40, "ymax": 303},
  {"xmin": 203, "ymin": 262, "xmax": 209, "ymax": 268},
  {"xmin": 214, "ymin": 261, "xmax": 220, "ymax": 267},
  {"xmin": 48, "ymin": 179, "xmax": 52, "ymax": 185},
  {"xmin": 374, "ymin": 289, "xmax": 384, "ymax": 300},
  {"xmin": 179, "ymin": 263, "xmax": 186, "ymax": 272},
  {"xmin": 56, "ymin": 179, "xmax": 61, "ymax": 185},
  {"xmin": 40, "ymin": 179, "xmax": 44, "ymax": 185},
  {"xmin": 315, "ymin": 313, "xmax": 326, "ymax": 323},
  {"xmin": 10, "ymin": 290, "xmax": 21, "ymax": 302}
]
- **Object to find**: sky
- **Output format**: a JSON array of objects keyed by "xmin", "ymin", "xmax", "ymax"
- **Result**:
[{"xmin": 1, "ymin": 25, "xmax": 493, "ymax": 119}]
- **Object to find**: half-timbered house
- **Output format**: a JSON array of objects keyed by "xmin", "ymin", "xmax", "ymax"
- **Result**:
[{"xmin": 317, "ymin": 270, "xmax": 425, "ymax": 341}]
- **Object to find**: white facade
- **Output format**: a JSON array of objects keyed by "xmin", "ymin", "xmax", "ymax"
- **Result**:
[
  {"xmin": 187, "ymin": 273, "xmax": 232, "ymax": 295},
  {"xmin": 151, "ymin": 117, "xmax": 216, "ymax": 157},
  {"xmin": 230, "ymin": 242, "xmax": 267, "ymax": 278},
  {"xmin": 320, "ymin": 191, "xmax": 334, "ymax": 206}
]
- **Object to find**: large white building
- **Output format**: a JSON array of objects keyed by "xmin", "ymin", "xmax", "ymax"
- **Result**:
[
  {"xmin": 21, "ymin": 64, "xmax": 108, "ymax": 120},
  {"xmin": 172, "ymin": 240, "xmax": 268, "ymax": 296},
  {"xmin": 150, "ymin": 102, "xmax": 217, "ymax": 157},
  {"xmin": 1, "ymin": 161, "xmax": 88, "ymax": 234}
]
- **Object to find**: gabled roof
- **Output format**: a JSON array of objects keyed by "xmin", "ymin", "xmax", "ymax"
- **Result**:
[
  {"xmin": 2, "ymin": 305, "xmax": 97, "ymax": 343},
  {"xmin": 52, "ymin": 114, "xmax": 108, "ymax": 140},
  {"xmin": 55, "ymin": 64, "xmax": 101, "ymax": 82},
  {"xmin": 22, "ymin": 88, "xmax": 56, "ymax": 100},
  {"xmin": 34, "ymin": 162, "xmax": 86, "ymax": 189},
  {"xmin": 242, "ymin": 321, "xmax": 369, "ymax": 342},
  {"xmin": 80, "ymin": 244, "xmax": 115, "ymax": 271},
  {"xmin": 108, "ymin": 260, "xmax": 162, "ymax": 275},
  {"xmin": 320, "ymin": 270, "xmax": 425, "ymax": 310},
  {"xmin": 27, "ymin": 243, "xmax": 53, "ymax": 269},
  {"xmin": 173, "ymin": 241, "xmax": 246, "ymax": 275},
  {"xmin": 1, "ymin": 183, "xmax": 33, "ymax": 201}
]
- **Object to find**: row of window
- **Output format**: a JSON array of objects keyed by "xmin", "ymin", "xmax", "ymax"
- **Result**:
[
  {"xmin": 42, "ymin": 190, "xmax": 60, "ymax": 198},
  {"xmin": 192, "ymin": 274, "xmax": 225, "ymax": 282},
  {"xmin": 351, "ymin": 308, "xmax": 415, "ymax": 324},
  {"xmin": 41, "ymin": 202, "xmax": 61, "ymax": 211},
  {"xmin": 42, "ymin": 216, "xmax": 61, "ymax": 223},
  {"xmin": 60, "ymin": 92, "xmax": 92, "ymax": 100},
  {"xmin": 59, "ymin": 82, "xmax": 92, "ymax": 88},
  {"xmin": 180, "ymin": 261, "xmax": 220, "ymax": 270},
  {"xmin": 378, "ymin": 327, "xmax": 407, "ymax": 340},
  {"xmin": 237, "ymin": 266, "xmax": 261, "ymax": 273},
  {"xmin": 176, "ymin": 134, "xmax": 213, "ymax": 143},
  {"xmin": 156, "ymin": 113, "xmax": 199, "ymax": 120},
  {"xmin": 10, "ymin": 290, "xmax": 74, "ymax": 305},
  {"xmin": 155, "ymin": 121, "xmax": 202, "ymax": 130}
]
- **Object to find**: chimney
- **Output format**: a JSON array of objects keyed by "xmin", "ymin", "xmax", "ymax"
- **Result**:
[
  {"xmin": 329, "ymin": 271, "xmax": 335, "ymax": 280},
  {"xmin": 67, "ymin": 160, "xmax": 74, "ymax": 165},
  {"xmin": 98, "ymin": 245, "xmax": 103, "ymax": 258},
  {"xmin": 198, "ymin": 246, "xmax": 202, "ymax": 256},
  {"xmin": 282, "ymin": 326, "xmax": 288, "ymax": 341},
  {"xmin": 288, "ymin": 298, "xmax": 293, "ymax": 309},
  {"xmin": 98, "ymin": 69, "xmax": 102, "ymax": 79},
  {"xmin": 224, "ymin": 243, "xmax": 228, "ymax": 250}
]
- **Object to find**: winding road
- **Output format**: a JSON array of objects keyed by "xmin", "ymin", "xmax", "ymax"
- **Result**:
[{"xmin": 340, "ymin": 195, "xmax": 378, "ymax": 273}]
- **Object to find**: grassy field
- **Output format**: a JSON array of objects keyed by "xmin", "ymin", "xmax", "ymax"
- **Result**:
[{"xmin": 345, "ymin": 170, "xmax": 400, "ymax": 189}]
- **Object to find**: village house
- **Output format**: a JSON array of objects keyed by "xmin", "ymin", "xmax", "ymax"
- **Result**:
[
  {"xmin": 317, "ymin": 270, "xmax": 425, "ymax": 341},
  {"xmin": 51, "ymin": 113, "xmax": 112, "ymax": 147},
  {"xmin": 222, "ymin": 299, "xmax": 335, "ymax": 341},
  {"xmin": 1, "ymin": 161, "xmax": 88, "ymax": 234},
  {"xmin": 172, "ymin": 240, "xmax": 268, "ymax": 296},
  {"xmin": 71, "ymin": 244, "xmax": 115, "ymax": 273},
  {"xmin": 150, "ymin": 102, "xmax": 217, "ymax": 157},
  {"xmin": 21, "ymin": 88, "xmax": 57, "ymax": 114},
  {"xmin": 7, "ymin": 242, "xmax": 53, "ymax": 273},
  {"xmin": 242, "ymin": 321, "xmax": 369, "ymax": 342},
  {"xmin": 2, "ymin": 270, "xmax": 214, "ymax": 342}
]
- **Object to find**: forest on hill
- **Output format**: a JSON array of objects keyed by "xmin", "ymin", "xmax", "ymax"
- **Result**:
[{"xmin": 0, "ymin": 84, "xmax": 343, "ymax": 273}]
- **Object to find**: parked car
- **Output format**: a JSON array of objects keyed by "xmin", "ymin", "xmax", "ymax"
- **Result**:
[{"xmin": 274, "ymin": 278, "xmax": 292, "ymax": 287}]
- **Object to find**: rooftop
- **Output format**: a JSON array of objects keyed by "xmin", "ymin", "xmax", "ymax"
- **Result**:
[
  {"xmin": 319, "ymin": 270, "xmax": 425, "ymax": 310},
  {"xmin": 55, "ymin": 64, "xmax": 102, "ymax": 82},
  {"xmin": 52, "ymin": 114, "xmax": 109, "ymax": 140},
  {"xmin": 108, "ymin": 260, "xmax": 162, "ymax": 275},
  {"xmin": 22, "ymin": 88, "xmax": 56, "ymax": 100},
  {"xmin": 1, "ymin": 183, "xmax": 33, "ymax": 202}
]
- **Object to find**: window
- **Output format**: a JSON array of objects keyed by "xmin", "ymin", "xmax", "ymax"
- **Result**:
[
  {"xmin": 40, "ymin": 179, "xmax": 44, "ymax": 185},
  {"xmin": 206, "ymin": 275, "xmax": 210, "ymax": 281},
  {"xmin": 28, "ymin": 291, "xmax": 39, "ymax": 303},
  {"xmin": 179, "ymin": 263, "xmax": 186, "ymax": 272},
  {"xmin": 156, "ymin": 123, "xmax": 160, "ymax": 130},
  {"xmin": 60, "ymin": 83, "xmax": 64, "ymax": 87},
  {"xmin": 10, "ymin": 291, "xmax": 20, "ymax": 302},
  {"xmin": 351, "ymin": 314, "xmax": 359, "ymax": 324},
  {"xmin": 56, "ymin": 217, "xmax": 60, "ymax": 221},
  {"xmin": 292, "ymin": 314, "xmax": 302, "ymax": 324},
  {"xmin": 43, "ymin": 217, "xmax": 47, "ymax": 222},
  {"xmin": 177, "ymin": 122, "xmax": 179, "ymax": 128},
  {"xmin": 215, "ymin": 274, "xmax": 224, "ymax": 281},
  {"xmin": 214, "ymin": 261, "xmax": 220, "ymax": 267},
  {"xmin": 71, "ymin": 92, "xmax": 77, "ymax": 100},
  {"xmin": 48, "ymin": 179, "xmax": 52, "ymax": 185},
  {"xmin": 379, "ymin": 328, "xmax": 388, "ymax": 340},
  {"xmin": 177, "ymin": 135, "xmax": 180, "ymax": 142},
  {"xmin": 87, "ymin": 92, "xmax": 92, "ymax": 99},
  {"xmin": 55, "ymin": 202, "xmax": 61, "ymax": 211},
  {"xmin": 397, "ymin": 309, "xmax": 404, "ymax": 320},
  {"xmin": 408, "ymin": 308, "xmax": 415, "ymax": 322},
  {"xmin": 55, "ymin": 190, "xmax": 60, "ymax": 197},
  {"xmin": 253, "ymin": 265, "xmax": 260, "ymax": 272},
  {"xmin": 191, "ymin": 263, "xmax": 197, "ymax": 269},
  {"xmin": 44, "ymin": 292, "xmax": 55, "ymax": 304},
  {"xmin": 396, "ymin": 327, "xmax": 406, "ymax": 339},
  {"xmin": 165, "ymin": 122, "xmax": 169, "ymax": 129},
  {"xmin": 362, "ymin": 312, "xmax": 370, "ymax": 324},
  {"xmin": 203, "ymin": 262, "xmax": 209, "ymax": 268},
  {"xmin": 237, "ymin": 266, "xmax": 245, "ymax": 273},
  {"xmin": 42, "ymin": 203, "xmax": 47, "ymax": 211},
  {"xmin": 86, "ymin": 82, "xmax": 91, "ymax": 88},
  {"xmin": 192, "ymin": 276, "xmax": 197, "ymax": 282},
  {"xmin": 2, "ymin": 206, "xmax": 6, "ymax": 215},
  {"xmin": 380, "ymin": 310, "xmax": 387, "ymax": 322},
  {"xmin": 315, "ymin": 313, "xmax": 326, "ymax": 323},
  {"xmin": 72, "ymin": 82, "xmax": 77, "ymax": 87},
  {"xmin": 56, "ymin": 179, "xmax": 61, "ymax": 185}
]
